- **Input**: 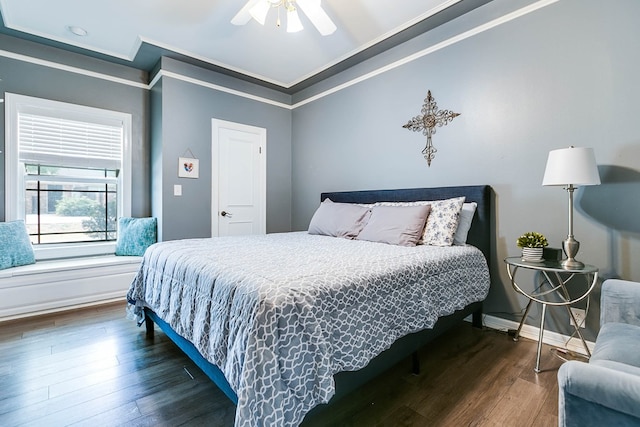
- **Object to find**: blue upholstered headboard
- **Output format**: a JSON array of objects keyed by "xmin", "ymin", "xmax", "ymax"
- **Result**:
[{"xmin": 321, "ymin": 185, "xmax": 493, "ymax": 264}]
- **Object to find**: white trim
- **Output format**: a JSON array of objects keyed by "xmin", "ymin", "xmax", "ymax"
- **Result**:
[
  {"xmin": 0, "ymin": 48, "xmax": 147, "ymax": 89},
  {"xmin": 0, "ymin": 297, "xmax": 125, "ymax": 323},
  {"xmin": 148, "ymin": 0, "xmax": 559, "ymax": 109},
  {"xmin": 140, "ymin": 36, "xmax": 289, "ymax": 89},
  {"xmin": 479, "ymin": 313, "xmax": 595, "ymax": 356},
  {"xmin": 0, "ymin": 0, "xmax": 455, "ymax": 90},
  {"xmin": 0, "ymin": 254, "xmax": 142, "ymax": 279},
  {"xmin": 285, "ymin": 0, "xmax": 463, "ymax": 88},
  {"xmin": 148, "ymin": 70, "xmax": 163, "ymax": 90},
  {"xmin": 0, "ymin": 0, "xmax": 558, "ymax": 109},
  {"xmin": 25, "ymin": 175, "xmax": 118, "ymax": 185},
  {"xmin": 291, "ymin": 0, "xmax": 560, "ymax": 109},
  {"xmin": 33, "ymin": 242, "xmax": 118, "ymax": 261},
  {"xmin": 5, "ymin": 93, "xmax": 21, "ymax": 221},
  {"xmin": 156, "ymin": 70, "xmax": 292, "ymax": 110},
  {"xmin": 5, "ymin": 24, "xmax": 133, "ymax": 62}
]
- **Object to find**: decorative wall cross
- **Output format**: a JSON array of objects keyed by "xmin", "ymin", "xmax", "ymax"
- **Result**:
[{"xmin": 402, "ymin": 90, "xmax": 460, "ymax": 166}]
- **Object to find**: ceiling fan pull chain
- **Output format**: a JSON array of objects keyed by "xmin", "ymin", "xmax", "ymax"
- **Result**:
[{"xmin": 276, "ymin": 5, "xmax": 282, "ymax": 27}]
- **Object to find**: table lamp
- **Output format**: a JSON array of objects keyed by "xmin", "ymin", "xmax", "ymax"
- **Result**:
[{"xmin": 542, "ymin": 146, "xmax": 600, "ymax": 269}]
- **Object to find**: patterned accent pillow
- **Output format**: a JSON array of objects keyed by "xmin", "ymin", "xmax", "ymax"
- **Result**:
[
  {"xmin": 0, "ymin": 220, "xmax": 36, "ymax": 270},
  {"xmin": 115, "ymin": 217, "xmax": 158, "ymax": 256},
  {"xmin": 421, "ymin": 197, "xmax": 466, "ymax": 246}
]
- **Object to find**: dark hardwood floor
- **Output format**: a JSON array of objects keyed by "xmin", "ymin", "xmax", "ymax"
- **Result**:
[{"xmin": 0, "ymin": 302, "xmax": 562, "ymax": 426}]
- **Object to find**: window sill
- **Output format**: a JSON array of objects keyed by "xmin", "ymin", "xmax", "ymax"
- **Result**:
[
  {"xmin": 0, "ymin": 255, "xmax": 142, "ymax": 280},
  {"xmin": 33, "ymin": 242, "xmax": 118, "ymax": 261}
]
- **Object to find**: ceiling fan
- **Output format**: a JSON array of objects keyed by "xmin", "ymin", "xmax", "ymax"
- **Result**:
[{"xmin": 231, "ymin": 0, "xmax": 337, "ymax": 35}]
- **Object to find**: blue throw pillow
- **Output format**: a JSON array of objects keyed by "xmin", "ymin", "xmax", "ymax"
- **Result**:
[
  {"xmin": 0, "ymin": 220, "xmax": 36, "ymax": 270},
  {"xmin": 115, "ymin": 217, "xmax": 157, "ymax": 256}
]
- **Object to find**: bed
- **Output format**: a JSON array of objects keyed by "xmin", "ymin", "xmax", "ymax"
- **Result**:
[{"xmin": 127, "ymin": 185, "xmax": 493, "ymax": 426}]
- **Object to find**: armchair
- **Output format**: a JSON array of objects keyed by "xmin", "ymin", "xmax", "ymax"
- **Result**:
[{"xmin": 558, "ymin": 279, "xmax": 640, "ymax": 426}]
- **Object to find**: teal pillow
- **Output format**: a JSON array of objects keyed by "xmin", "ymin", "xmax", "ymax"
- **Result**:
[
  {"xmin": 0, "ymin": 220, "xmax": 36, "ymax": 270},
  {"xmin": 115, "ymin": 217, "xmax": 157, "ymax": 256}
]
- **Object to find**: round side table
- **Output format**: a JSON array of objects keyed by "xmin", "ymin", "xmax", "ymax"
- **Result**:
[{"xmin": 504, "ymin": 257, "xmax": 598, "ymax": 373}]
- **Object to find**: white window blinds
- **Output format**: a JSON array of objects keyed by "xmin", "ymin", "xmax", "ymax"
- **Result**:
[{"xmin": 18, "ymin": 112, "xmax": 123, "ymax": 170}]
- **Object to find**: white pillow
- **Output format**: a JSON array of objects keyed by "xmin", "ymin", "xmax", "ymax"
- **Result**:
[{"xmin": 453, "ymin": 202, "xmax": 477, "ymax": 245}]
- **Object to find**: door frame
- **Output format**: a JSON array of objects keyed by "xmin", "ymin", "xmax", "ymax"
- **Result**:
[{"xmin": 211, "ymin": 118, "xmax": 267, "ymax": 237}]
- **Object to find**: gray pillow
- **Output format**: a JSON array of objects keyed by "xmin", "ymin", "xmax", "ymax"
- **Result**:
[
  {"xmin": 308, "ymin": 199, "xmax": 371, "ymax": 239},
  {"xmin": 453, "ymin": 202, "xmax": 477, "ymax": 245},
  {"xmin": 356, "ymin": 204, "xmax": 431, "ymax": 246}
]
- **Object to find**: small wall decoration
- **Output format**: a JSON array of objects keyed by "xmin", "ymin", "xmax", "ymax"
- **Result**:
[
  {"xmin": 178, "ymin": 149, "xmax": 199, "ymax": 178},
  {"xmin": 402, "ymin": 90, "xmax": 460, "ymax": 167}
]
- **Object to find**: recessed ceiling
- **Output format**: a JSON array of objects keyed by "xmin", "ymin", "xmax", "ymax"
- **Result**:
[{"xmin": 0, "ymin": 0, "xmax": 490, "ymax": 92}]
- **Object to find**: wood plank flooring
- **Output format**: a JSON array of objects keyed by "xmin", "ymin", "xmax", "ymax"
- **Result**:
[{"xmin": 0, "ymin": 301, "xmax": 563, "ymax": 426}]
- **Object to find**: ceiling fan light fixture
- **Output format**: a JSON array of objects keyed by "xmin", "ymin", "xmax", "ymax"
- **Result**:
[
  {"xmin": 286, "ymin": 7, "xmax": 303, "ymax": 33},
  {"xmin": 249, "ymin": 1, "xmax": 270, "ymax": 26},
  {"xmin": 235, "ymin": 0, "xmax": 334, "ymax": 35}
]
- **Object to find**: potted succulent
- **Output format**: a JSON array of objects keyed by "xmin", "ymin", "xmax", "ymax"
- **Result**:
[{"xmin": 516, "ymin": 231, "xmax": 548, "ymax": 262}]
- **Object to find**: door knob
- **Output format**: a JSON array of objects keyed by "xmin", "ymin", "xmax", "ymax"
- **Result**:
[{"xmin": 221, "ymin": 210, "xmax": 232, "ymax": 217}]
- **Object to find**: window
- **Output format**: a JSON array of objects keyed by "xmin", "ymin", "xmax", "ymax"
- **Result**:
[{"xmin": 5, "ymin": 94, "xmax": 132, "ymax": 260}]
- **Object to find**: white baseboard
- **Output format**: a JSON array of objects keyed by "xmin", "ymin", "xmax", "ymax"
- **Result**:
[
  {"xmin": 475, "ymin": 313, "xmax": 595, "ymax": 356},
  {"xmin": 0, "ymin": 296, "xmax": 127, "ymax": 322}
]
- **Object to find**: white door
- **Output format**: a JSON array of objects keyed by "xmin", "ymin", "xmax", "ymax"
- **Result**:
[{"xmin": 211, "ymin": 119, "xmax": 266, "ymax": 237}]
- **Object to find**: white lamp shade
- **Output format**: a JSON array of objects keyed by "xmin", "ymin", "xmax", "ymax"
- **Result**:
[
  {"xmin": 542, "ymin": 146, "xmax": 601, "ymax": 186},
  {"xmin": 287, "ymin": 8, "xmax": 304, "ymax": 32}
]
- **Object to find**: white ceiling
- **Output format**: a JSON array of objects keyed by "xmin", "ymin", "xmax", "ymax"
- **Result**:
[{"xmin": 0, "ymin": 0, "xmax": 486, "ymax": 90}]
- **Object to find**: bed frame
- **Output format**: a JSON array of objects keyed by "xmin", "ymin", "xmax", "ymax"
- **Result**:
[{"xmin": 143, "ymin": 185, "xmax": 493, "ymax": 418}]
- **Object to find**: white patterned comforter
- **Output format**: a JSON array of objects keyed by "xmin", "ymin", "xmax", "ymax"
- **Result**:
[{"xmin": 126, "ymin": 232, "xmax": 489, "ymax": 426}]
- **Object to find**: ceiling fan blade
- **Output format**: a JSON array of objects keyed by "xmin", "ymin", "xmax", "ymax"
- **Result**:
[
  {"xmin": 231, "ymin": 0, "xmax": 262, "ymax": 25},
  {"xmin": 296, "ymin": 0, "xmax": 337, "ymax": 35}
]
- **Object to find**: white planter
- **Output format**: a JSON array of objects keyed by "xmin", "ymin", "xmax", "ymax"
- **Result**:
[{"xmin": 521, "ymin": 247, "xmax": 544, "ymax": 262}]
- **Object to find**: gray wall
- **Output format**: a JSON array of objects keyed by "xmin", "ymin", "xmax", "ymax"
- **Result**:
[
  {"xmin": 291, "ymin": 0, "xmax": 640, "ymax": 339},
  {"xmin": 151, "ymin": 58, "xmax": 292, "ymax": 241},
  {"xmin": 0, "ymin": 34, "xmax": 150, "ymax": 220}
]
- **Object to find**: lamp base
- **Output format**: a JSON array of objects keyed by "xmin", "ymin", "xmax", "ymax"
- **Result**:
[
  {"xmin": 562, "ymin": 236, "xmax": 584, "ymax": 270},
  {"xmin": 561, "ymin": 258, "xmax": 585, "ymax": 270}
]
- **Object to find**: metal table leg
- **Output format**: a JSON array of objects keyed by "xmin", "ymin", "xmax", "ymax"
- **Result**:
[
  {"xmin": 534, "ymin": 304, "xmax": 547, "ymax": 373},
  {"xmin": 513, "ymin": 299, "xmax": 533, "ymax": 342}
]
